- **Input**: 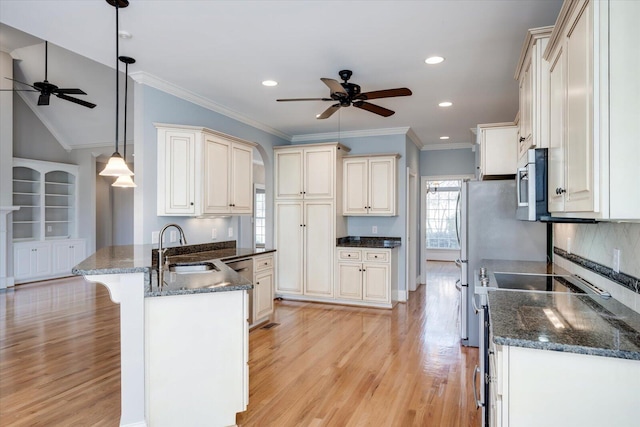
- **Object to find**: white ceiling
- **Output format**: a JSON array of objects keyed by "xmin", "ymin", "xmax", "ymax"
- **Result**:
[{"xmin": 0, "ymin": 0, "xmax": 563, "ymax": 150}]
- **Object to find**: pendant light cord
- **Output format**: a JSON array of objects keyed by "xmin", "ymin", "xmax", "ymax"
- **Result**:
[
  {"xmin": 114, "ymin": 2, "xmax": 120, "ymax": 154},
  {"xmin": 123, "ymin": 61, "xmax": 128, "ymax": 160}
]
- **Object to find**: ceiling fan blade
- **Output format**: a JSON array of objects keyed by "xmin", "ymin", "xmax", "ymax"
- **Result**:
[
  {"xmin": 38, "ymin": 93, "xmax": 50, "ymax": 105},
  {"xmin": 321, "ymin": 78, "xmax": 347, "ymax": 95},
  {"xmin": 353, "ymin": 101, "xmax": 395, "ymax": 117},
  {"xmin": 357, "ymin": 88, "xmax": 412, "ymax": 100},
  {"xmin": 54, "ymin": 88, "xmax": 87, "ymax": 95},
  {"xmin": 55, "ymin": 93, "xmax": 97, "ymax": 109},
  {"xmin": 317, "ymin": 104, "xmax": 341, "ymax": 120},
  {"xmin": 4, "ymin": 77, "xmax": 38, "ymax": 90},
  {"xmin": 277, "ymin": 97, "xmax": 333, "ymax": 102}
]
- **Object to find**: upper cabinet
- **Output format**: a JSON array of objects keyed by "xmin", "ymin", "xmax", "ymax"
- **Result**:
[
  {"xmin": 543, "ymin": 0, "xmax": 640, "ymax": 220},
  {"xmin": 274, "ymin": 143, "xmax": 350, "ymax": 200},
  {"xmin": 515, "ymin": 26, "xmax": 553, "ymax": 161},
  {"xmin": 343, "ymin": 154, "xmax": 398, "ymax": 216},
  {"xmin": 476, "ymin": 123, "xmax": 518, "ymax": 180},
  {"xmin": 156, "ymin": 124, "xmax": 255, "ymax": 216}
]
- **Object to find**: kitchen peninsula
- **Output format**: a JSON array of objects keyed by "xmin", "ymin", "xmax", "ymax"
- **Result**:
[{"xmin": 73, "ymin": 241, "xmax": 274, "ymax": 427}]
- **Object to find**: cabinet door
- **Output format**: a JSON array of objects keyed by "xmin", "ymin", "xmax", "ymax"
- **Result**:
[
  {"xmin": 32, "ymin": 244, "xmax": 51, "ymax": 277},
  {"xmin": 368, "ymin": 157, "xmax": 396, "ymax": 215},
  {"xmin": 202, "ymin": 135, "xmax": 231, "ymax": 214},
  {"xmin": 14, "ymin": 245, "xmax": 33, "ymax": 279},
  {"xmin": 481, "ymin": 127, "xmax": 518, "ymax": 176},
  {"xmin": 519, "ymin": 59, "xmax": 533, "ymax": 156},
  {"xmin": 275, "ymin": 202, "xmax": 303, "ymax": 294},
  {"xmin": 337, "ymin": 262, "xmax": 363, "ymax": 300},
  {"xmin": 159, "ymin": 130, "xmax": 196, "ymax": 215},
  {"xmin": 564, "ymin": 1, "xmax": 594, "ymax": 212},
  {"xmin": 254, "ymin": 271, "xmax": 274, "ymax": 321},
  {"xmin": 343, "ymin": 158, "xmax": 368, "ymax": 215},
  {"xmin": 275, "ymin": 150, "xmax": 303, "ymax": 199},
  {"xmin": 230, "ymin": 143, "xmax": 253, "ymax": 214},
  {"xmin": 548, "ymin": 46, "xmax": 566, "ymax": 213},
  {"xmin": 363, "ymin": 263, "xmax": 389, "ymax": 303},
  {"xmin": 303, "ymin": 201, "xmax": 334, "ymax": 297},
  {"xmin": 52, "ymin": 242, "xmax": 71, "ymax": 274},
  {"xmin": 304, "ymin": 147, "xmax": 335, "ymax": 199}
]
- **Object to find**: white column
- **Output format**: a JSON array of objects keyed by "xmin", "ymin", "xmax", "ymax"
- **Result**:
[
  {"xmin": 0, "ymin": 207, "xmax": 19, "ymax": 289},
  {"xmin": 1, "ymin": 52, "xmax": 16, "ymax": 289}
]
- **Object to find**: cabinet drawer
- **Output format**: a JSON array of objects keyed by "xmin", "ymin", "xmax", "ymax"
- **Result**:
[
  {"xmin": 337, "ymin": 249, "xmax": 361, "ymax": 261},
  {"xmin": 364, "ymin": 250, "xmax": 389, "ymax": 263},
  {"xmin": 254, "ymin": 254, "xmax": 274, "ymax": 272}
]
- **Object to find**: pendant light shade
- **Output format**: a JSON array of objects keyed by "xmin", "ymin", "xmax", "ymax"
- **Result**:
[
  {"xmin": 100, "ymin": 0, "xmax": 133, "ymax": 177},
  {"xmin": 112, "ymin": 173, "xmax": 137, "ymax": 187}
]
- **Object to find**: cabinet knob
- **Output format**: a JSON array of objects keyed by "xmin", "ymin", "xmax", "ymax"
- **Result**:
[
  {"xmin": 303, "ymin": 191, "xmax": 306, "ymax": 194},
  {"xmin": 347, "ymin": 254, "xmax": 351, "ymax": 257},
  {"xmin": 256, "ymin": 282, "xmax": 260, "ymax": 285},
  {"xmin": 300, "ymin": 224, "xmax": 303, "ymax": 227},
  {"xmin": 190, "ymin": 202, "xmax": 194, "ymax": 206},
  {"xmin": 374, "ymin": 255, "xmax": 378, "ymax": 258},
  {"xmin": 359, "ymin": 269, "xmax": 362, "ymax": 272},
  {"xmin": 556, "ymin": 187, "xmax": 566, "ymax": 195},
  {"xmin": 299, "ymin": 192, "xmax": 303, "ymax": 195},
  {"xmin": 519, "ymin": 136, "xmax": 525, "ymax": 142},
  {"xmin": 362, "ymin": 269, "xmax": 366, "ymax": 272}
]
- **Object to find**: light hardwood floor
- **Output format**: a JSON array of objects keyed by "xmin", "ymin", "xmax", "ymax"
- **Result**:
[{"xmin": 0, "ymin": 261, "xmax": 479, "ymax": 426}]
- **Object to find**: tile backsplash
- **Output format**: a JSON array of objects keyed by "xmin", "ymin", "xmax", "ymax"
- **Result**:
[{"xmin": 554, "ymin": 222, "xmax": 640, "ymax": 279}]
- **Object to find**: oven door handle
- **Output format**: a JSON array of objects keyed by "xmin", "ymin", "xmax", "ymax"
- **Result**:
[
  {"xmin": 516, "ymin": 166, "xmax": 529, "ymax": 207},
  {"xmin": 473, "ymin": 365, "xmax": 483, "ymax": 409},
  {"xmin": 472, "ymin": 295, "xmax": 481, "ymax": 314}
]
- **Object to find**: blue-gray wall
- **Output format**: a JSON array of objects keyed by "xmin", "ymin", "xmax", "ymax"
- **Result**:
[
  {"xmin": 133, "ymin": 84, "xmax": 289, "ymax": 247},
  {"xmin": 420, "ymin": 148, "xmax": 476, "ymax": 177}
]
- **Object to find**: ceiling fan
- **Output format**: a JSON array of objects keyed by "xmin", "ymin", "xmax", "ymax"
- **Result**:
[
  {"xmin": 1, "ymin": 41, "xmax": 96, "ymax": 109},
  {"xmin": 277, "ymin": 69, "xmax": 411, "ymax": 119}
]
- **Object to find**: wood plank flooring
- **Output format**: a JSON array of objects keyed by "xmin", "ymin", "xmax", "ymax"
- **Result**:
[{"xmin": 0, "ymin": 261, "xmax": 479, "ymax": 426}]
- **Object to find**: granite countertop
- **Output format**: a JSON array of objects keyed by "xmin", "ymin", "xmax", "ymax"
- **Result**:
[
  {"xmin": 336, "ymin": 236, "xmax": 401, "ymax": 248},
  {"xmin": 73, "ymin": 242, "xmax": 275, "ymax": 298},
  {"xmin": 488, "ymin": 291, "xmax": 640, "ymax": 360}
]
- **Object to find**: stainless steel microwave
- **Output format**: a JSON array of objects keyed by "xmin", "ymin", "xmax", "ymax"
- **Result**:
[{"xmin": 516, "ymin": 148, "xmax": 549, "ymax": 221}]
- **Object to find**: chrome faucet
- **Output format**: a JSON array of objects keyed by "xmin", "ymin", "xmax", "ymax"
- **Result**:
[{"xmin": 157, "ymin": 223, "xmax": 188, "ymax": 287}]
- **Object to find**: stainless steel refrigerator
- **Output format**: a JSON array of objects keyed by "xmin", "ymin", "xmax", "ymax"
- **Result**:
[{"xmin": 457, "ymin": 180, "xmax": 547, "ymax": 347}]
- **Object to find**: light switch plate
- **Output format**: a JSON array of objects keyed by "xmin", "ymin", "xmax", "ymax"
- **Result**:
[
  {"xmin": 228, "ymin": 227, "xmax": 233, "ymax": 238},
  {"xmin": 151, "ymin": 231, "xmax": 159, "ymax": 244},
  {"xmin": 372, "ymin": 226, "xmax": 378, "ymax": 234},
  {"xmin": 170, "ymin": 230, "xmax": 177, "ymax": 242},
  {"xmin": 212, "ymin": 228, "xmax": 217, "ymax": 239},
  {"xmin": 613, "ymin": 248, "xmax": 621, "ymax": 273}
]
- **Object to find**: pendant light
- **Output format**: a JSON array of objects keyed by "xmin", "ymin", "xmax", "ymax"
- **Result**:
[
  {"xmin": 112, "ymin": 55, "xmax": 136, "ymax": 187},
  {"xmin": 100, "ymin": 0, "xmax": 133, "ymax": 177}
]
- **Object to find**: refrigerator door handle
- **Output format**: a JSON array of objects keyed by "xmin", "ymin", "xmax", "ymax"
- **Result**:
[
  {"xmin": 455, "ymin": 279, "xmax": 461, "ymax": 291},
  {"xmin": 455, "ymin": 191, "xmax": 461, "ymax": 246}
]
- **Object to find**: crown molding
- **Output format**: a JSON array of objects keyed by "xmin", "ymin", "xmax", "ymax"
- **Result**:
[
  {"xmin": 129, "ymin": 71, "xmax": 291, "ymax": 142},
  {"xmin": 71, "ymin": 141, "xmax": 118, "ymax": 151},
  {"xmin": 421, "ymin": 142, "xmax": 474, "ymax": 151},
  {"xmin": 406, "ymin": 127, "xmax": 423, "ymax": 149},
  {"xmin": 291, "ymin": 126, "xmax": 415, "ymax": 143},
  {"xmin": 16, "ymin": 91, "xmax": 72, "ymax": 151}
]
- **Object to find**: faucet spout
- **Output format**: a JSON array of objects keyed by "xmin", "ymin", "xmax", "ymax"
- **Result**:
[{"xmin": 157, "ymin": 223, "xmax": 188, "ymax": 287}]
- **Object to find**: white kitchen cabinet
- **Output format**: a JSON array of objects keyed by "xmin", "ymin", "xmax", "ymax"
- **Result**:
[
  {"xmin": 275, "ymin": 143, "xmax": 349, "ymax": 200},
  {"xmin": 476, "ymin": 123, "xmax": 518, "ymax": 180},
  {"xmin": 489, "ymin": 342, "xmax": 639, "ymax": 427},
  {"xmin": 253, "ymin": 253, "xmax": 274, "ymax": 324},
  {"xmin": 335, "ymin": 248, "xmax": 396, "ymax": 307},
  {"xmin": 52, "ymin": 239, "xmax": 86, "ymax": 276},
  {"xmin": 156, "ymin": 124, "xmax": 255, "ymax": 216},
  {"xmin": 274, "ymin": 143, "xmax": 348, "ymax": 303},
  {"xmin": 343, "ymin": 154, "xmax": 398, "ymax": 216},
  {"xmin": 515, "ymin": 26, "xmax": 552, "ymax": 161},
  {"xmin": 544, "ymin": 0, "xmax": 640, "ymax": 220}
]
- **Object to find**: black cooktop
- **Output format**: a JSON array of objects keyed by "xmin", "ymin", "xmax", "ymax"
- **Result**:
[{"xmin": 493, "ymin": 273, "xmax": 586, "ymax": 294}]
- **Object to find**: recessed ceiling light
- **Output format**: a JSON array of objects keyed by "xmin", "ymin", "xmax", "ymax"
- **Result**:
[
  {"xmin": 439, "ymin": 101, "xmax": 453, "ymax": 107},
  {"xmin": 439, "ymin": 136, "xmax": 450, "ymax": 140},
  {"xmin": 118, "ymin": 30, "xmax": 132, "ymax": 39},
  {"xmin": 425, "ymin": 56, "xmax": 444, "ymax": 65},
  {"xmin": 262, "ymin": 80, "xmax": 278, "ymax": 87}
]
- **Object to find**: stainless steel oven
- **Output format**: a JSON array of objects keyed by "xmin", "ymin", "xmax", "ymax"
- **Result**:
[{"xmin": 516, "ymin": 148, "xmax": 549, "ymax": 221}]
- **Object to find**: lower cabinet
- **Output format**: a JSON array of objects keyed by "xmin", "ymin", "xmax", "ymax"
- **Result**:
[
  {"xmin": 336, "ymin": 248, "xmax": 396, "ymax": 308},
  {"xmin": 13, "ymin": 238, "xmax": 86, "ymax": 283},
  {"xmin": 253, "ymin": 253, "xmax": 274, "ymax": 325},
  {"xmin": 489, "ymin": 342, "xmax": 639, "ymax": 427}
]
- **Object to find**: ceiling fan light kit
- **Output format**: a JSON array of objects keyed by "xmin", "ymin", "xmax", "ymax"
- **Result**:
[
  {"xmin": 100, "ymin": 0, "xmax": 134, "ymax": 178},
  {"xmin": 277, "ymin": 69, "xmax": 412, "ymax": 119}
]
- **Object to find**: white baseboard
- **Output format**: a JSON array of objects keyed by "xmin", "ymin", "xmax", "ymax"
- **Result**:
[
  {"xmin": 396, "ymin": 290, "xmax": 407, "ymax": 302},
  {"xmin": 0, "ymin": 276, "xmax": 15, "ymax": 289},
  {"xmin": 120, "ymin": 421, "xmax": 147, "ymax": 427}
]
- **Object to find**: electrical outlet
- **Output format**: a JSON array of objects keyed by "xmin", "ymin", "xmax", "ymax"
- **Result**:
[
  {"xmin": 47, "ymin": 225, "xmax": 52, "ymax": 232},
  {"xmin": 372, "ymin": 226, "xmax": 378, "ymax": 234},
  {"xmin": 228, "ymin": 227, "xmax": 233, "ymax": 238},
  {"xmin": 170, "ymin": 230, "xmax": 177, "ymax": 243},
  {"xmin": 212, "ymin": 228, "xmax": 217, "ymax": 239},
  {"xmin": 151, "ymin": 231, "xmax": 159, "ymax": 244},
  {"xmin": 612, "ymin": 248, "xmax": 621, "ymax": 273},
  {"xmin": 566, "ymin": 237, "xmax": 572, "ymax": 254}
]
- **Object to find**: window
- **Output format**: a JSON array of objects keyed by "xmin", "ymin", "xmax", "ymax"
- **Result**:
[
  {"xmin": 254, "ymin": 188, "xmax": 266, "ymax": 248},
  {"xmin": 426, "ymin": 180, "xmax": 461, "ymax": 250}
]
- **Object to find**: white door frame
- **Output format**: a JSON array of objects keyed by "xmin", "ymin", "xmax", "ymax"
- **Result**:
[
  {"xmin": 405, "ymin": 168, "xmax": 418, "ymax": 295},
  {"xmin": 253, "ymin": 184, "xmax": 265, "ymax": 249},
  {"xmin": 420, "ymin": 174, "xmax": 474, "ymax": 284}
]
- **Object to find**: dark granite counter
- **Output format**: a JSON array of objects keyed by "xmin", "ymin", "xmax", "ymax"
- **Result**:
[
  {"xmin": 73, "ymin": 242, "xmax": 275, "ymax": 298},
  {"xmin": 336, "ymin": 236, "xmax": 401, "ymax": 248},
  {"xmin": 488, "ymin": 291, "xmax": 640, "ymax": 360}
]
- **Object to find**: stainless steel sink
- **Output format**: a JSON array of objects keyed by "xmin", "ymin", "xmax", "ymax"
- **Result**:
[{"xmin": 168, "ymin": 262, "xmax": 218, "ymax": 273}]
